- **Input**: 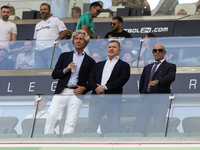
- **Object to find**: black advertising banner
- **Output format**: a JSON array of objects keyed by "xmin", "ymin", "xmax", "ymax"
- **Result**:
[
  {"xmin": 173, "ymin": 20, "xmax": 200, "ymax": 36},
  {"xmin": 122, "ymin": 21, "xmax": 175, "ymax": 37},
  {"xmin": 0, "ymin": 74, "xmax": 199, "ymax": 95}
]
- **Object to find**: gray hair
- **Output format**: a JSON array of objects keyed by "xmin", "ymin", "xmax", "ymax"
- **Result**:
[
  {"xmin": 71, "ymin": 30, "xmax": 90, "ymax": 48},
  {"xmin": 109, "ymin": 40, "xmax": 121, "ymax": 48}
]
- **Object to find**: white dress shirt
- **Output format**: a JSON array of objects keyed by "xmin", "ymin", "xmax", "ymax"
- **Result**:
[{"xmin": 101, "ymin": 56, "xmax": 119, "ymax": 87}]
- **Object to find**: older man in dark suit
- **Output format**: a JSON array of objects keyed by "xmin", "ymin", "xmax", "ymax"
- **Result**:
[
  {"xmin": 135, "ymin": 43, "xmax": 176, "ymax": 135},
  {"xmin": 44, "ymin": 30, "xmax": 95, "ymax": 134},
  {"xmin": 87, "ymin": 40, "xmax": 130, "ymax": 133}
]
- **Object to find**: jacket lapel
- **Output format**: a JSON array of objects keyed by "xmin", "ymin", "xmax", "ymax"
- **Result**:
[{"xmin": 153, "ymin": 60, "xmax": 167, "ymax": 77}]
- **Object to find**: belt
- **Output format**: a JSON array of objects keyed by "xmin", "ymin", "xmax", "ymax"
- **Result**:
[{"xmin": 65, "ymin": 86, "xmax": 77, "ymax": 89}]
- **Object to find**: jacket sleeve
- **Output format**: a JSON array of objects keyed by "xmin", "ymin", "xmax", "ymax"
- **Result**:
[
  {"xmin": 159, "ymin": 64, "xmax": 176, "ymax": 86},
  {"xmin": 106, "ymin": 62, "xmax": 130, "ymax": 90},
  {"xmin": 52, "ymin": 53, "xmax": 70, "ymax": 79}
]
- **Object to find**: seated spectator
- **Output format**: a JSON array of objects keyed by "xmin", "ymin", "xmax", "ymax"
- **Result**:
[
  {"xmin": 25, "ymin": 95, "xmax": 48, "ymax": 119},
  {"xmin": 105, "ymin": 16, "xmax": 132, "ymax": 39},
  {"xmin": 196, "ymin": 0, "xmax": 200, "ymax": 6},
  {"xmin": 197, "ymin": 5, "xmax": 200, "ymax": 14},
  {"xmin": 71, "ymin": 7, "xmax": 81, "ymax": 18},
  {"xmin": 9, "ymin": 6, "xmax": 20, "ymax": 19},
  {"xmin": 122, "ymin": 51, "xmax": 136, "ymax": 67},
  {"xmin": 177, "ymin": 9, "xmax": 187, "ymax": 15},
  {"xmin": 166, "ymin": 50, "xmax": 179, "ymax": 65},
  {"xmin": 92, "ymin": 52, "xmax": 102, "ymax": 62},
  {"xmin": 98, "ymin": 1, "xmax": 104, "ymax": 7},
  {"xmin": 0, "ymin": 45, "xmax": 14, "ymax": 69},
  {"xmin": 112, "ymin": 0, "xmax": 140, "ymax": 8},
  {"xmin": 15, "ymin": 40, "xmax": 35, "ymax": 69},
  {"xmin": 140, "ymin": 0, "xmax": 151, "ymax": 16},
  {"xmin": 60, "ymin": 29, "xmax": 73, "ymax": 53},
  {"xmin": 140, "ymin": 32, "xmax": 158, "ymax": 66}
]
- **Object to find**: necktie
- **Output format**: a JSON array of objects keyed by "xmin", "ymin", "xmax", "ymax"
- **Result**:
[{"xmin": 146, "ymin": 61, "xmax": 160, "ymax": 93}]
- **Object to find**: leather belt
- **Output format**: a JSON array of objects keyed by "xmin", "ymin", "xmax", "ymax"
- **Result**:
[{"xmin": 65, "ymin": 86, "xmax": 77, "ymax": 89}]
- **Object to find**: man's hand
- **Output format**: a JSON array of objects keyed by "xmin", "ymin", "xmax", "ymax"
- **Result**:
[
  {"xmin": 64, "ymin": 62, "xmax": 76, "ymax": 73},
  {"xmin": 74, "ymin": 85, "xmax": 86, "ymax": 95},
  {"xmin": 95, "ymin": 84, "xmax": 105, "ymax": 95},
  {"xmin": 148, "ymin": 80, "xmax": 158, "ymax": 88}
]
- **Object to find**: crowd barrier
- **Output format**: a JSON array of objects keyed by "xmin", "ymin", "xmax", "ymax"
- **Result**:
[{"xmin": 0, "ymin": 93, "xmax": 199, "ymax": 138}]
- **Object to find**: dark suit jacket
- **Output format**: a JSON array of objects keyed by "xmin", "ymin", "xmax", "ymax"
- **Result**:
[
  {"xmin": 52, "ymin": 51, "xmax": 95, "ymax": 94},
  {"xmin": 139, "ymin": 60, "xmax": 176, "ymax": 93},
  {"xmin": 89, "ymin": 58, "xmax": 130, "ymax": 96}
]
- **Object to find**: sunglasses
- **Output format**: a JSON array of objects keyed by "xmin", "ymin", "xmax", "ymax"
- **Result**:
[
  {"xmin": 94, "ymin": 7, "xmax": 101, "ymax": 13},
  {"xmin": 111, "ymin": 23, "xmax": 116, "ymax": 26},
  {"xmin": 152, "ymin": 49, "xmax": 164, "ymax": 53}
]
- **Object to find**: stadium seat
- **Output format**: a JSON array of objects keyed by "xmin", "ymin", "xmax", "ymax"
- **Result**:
[
  {"xmin": 182, "ymin": 117, "xmax": 200, "ymax": 134},
  {"xmin": 0, "ymin": 117, "xmax": 19, "ymax": 134},
  {"xmin": 100, "ymin": 117, "xmax": 136, "ymax": 134},
  {"xmin": 21, "ymin": 118, "xmax": 46, "ymax": 134},
  {"xmin": 175, "ymin": 4, "xmax": 196, "ymax": 15}
]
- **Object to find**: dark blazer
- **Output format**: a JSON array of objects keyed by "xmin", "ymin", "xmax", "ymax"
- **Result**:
[
  {"xmin": 89, "ymin": 59, "xmax": 130, "ymax": 95},
  {"xmin": 52, "ymin": 51, "xmax": 95, "ymax": 94},
  {"xmin": 139, "ymin": 60, "xmax": 176, "ymax": 93}
]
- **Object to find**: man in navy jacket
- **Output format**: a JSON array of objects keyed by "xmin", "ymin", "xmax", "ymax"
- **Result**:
[
  {"xmin": 135, "ymin": 43, "xmax": 176, "ymax": 135},
  {"xmin": 44, "ymin": 30, "xmax": 95, "ymax": 134},
  {"xmin": 87, "ymin": 40, "xmax": 130, "ymax": 133}
]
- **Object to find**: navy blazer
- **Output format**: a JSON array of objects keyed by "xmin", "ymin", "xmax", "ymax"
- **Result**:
[
  {"xmin": 89, "ymin": 59, "xmax": 130, "ymax": 95},
  {"xmin": 139, "ymin": 60, "xmax": 176, "ymax": 94},
  {"xmin": 52, "ymin": 51, "xmax": 95, "ymax": 94}
]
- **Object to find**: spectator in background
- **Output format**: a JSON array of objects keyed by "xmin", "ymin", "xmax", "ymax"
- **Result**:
[
  {"xmin": 177, "ymin": 9, "xmax": 187, "ymax": 15},
  {"xmin": 98, "ymin": 1, "xmax": 104, "ymax": 7},
  {"xmin": 141, "ymin": 32, "xmax": 158, "ymax": 66},
  {"xmin": 112, "ymin": 0, "xmax": 140, "ymax": 8},
  {"xmin": 76, "ymin": 2, "xmax": 102, "ymax": 39},
  {"xmin": 33, "ymin": 3, "xmax": 67, "ymax": 69},
  {"xmin": 15, "ymin": 39, "xmax": 35, "ymax": 69},
  {"xmin": 9, "ymin": 6, "xmax": 20, "ymax": 19},
  {"xmin": 0, "ymin": 45, "xmax": 14, "ymax": 69},
  {"xmin": 71, "ymin": 7, "xmax": 81, "ymax": 18},
  {"xmin": 60, "ymin": 29, "xmax": 73, "ymax": 53},
  {"xmin": 123, "ymin": 50, "xmax": 135, "ymax": 67},
  {"xmin": 92, "ymin": 52, "xmax": 102, "ymax": 62},
  {"xmin": 0, "ymin": 5, "xmax": 17, "ymax": 42},
  {"xmin": 140, "ymin": 0, "xmax": 151, "ymax": 16},
  {"xmin": 197, "ymin": 5, "xmax": 200, "ymax": 14},
  {"xmin": 25, "ymin": 95, "xmax": 48, "ymax": 119},
  {"xmin": 105, "ymin": 16, "xmax": 132, "ymax": 39},
  {"xmin": 196, "ymin": 0, "xmax": 200, "ymax": 6}
]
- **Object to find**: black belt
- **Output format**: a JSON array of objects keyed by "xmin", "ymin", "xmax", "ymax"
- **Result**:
[{"xmin": 65, "ymin": 86, "xmax": 77, "ymax": 89}]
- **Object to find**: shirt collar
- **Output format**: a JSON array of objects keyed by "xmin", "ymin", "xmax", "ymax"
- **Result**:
[
  {"xmin": 73, "ymin": 50, "xmax": 85, "ymax": 56},
  {"xmin": 106, "ymin": 56, "xmax": 119, "ymax": 61},
  {"xmin": 153, "ymin": 58, "xmax": 165, "ymax": 64}
]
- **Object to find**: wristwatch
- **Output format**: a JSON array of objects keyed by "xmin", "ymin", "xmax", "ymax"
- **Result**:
[
  {"xmin": 155, "ymin": 79, "xmax": 159, "ymax": 83},
  {"xmin": 103, "ymin": 85, "xmax": 107, "ymax": 91}
]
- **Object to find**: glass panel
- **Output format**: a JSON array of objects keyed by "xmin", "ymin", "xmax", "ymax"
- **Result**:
[{"xmin": 140, "ymin": 36, "xmax": 200, "ymax": 67}]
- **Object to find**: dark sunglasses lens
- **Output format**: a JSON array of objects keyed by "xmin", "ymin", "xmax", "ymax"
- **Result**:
[
  {"xmin": 111, "ymin": 23, "xmax": 116, "ymax": 26},
  {"xmin": 153, "ymin": 49, "xmax": 163, "ymax": 53},
  {"xmin": 97, "ymin": 10, "xmax": 101, "ymax": 13},
  {"xmin": 153, "ymin": 49, "xmax": 157, "ymax": 53}
]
